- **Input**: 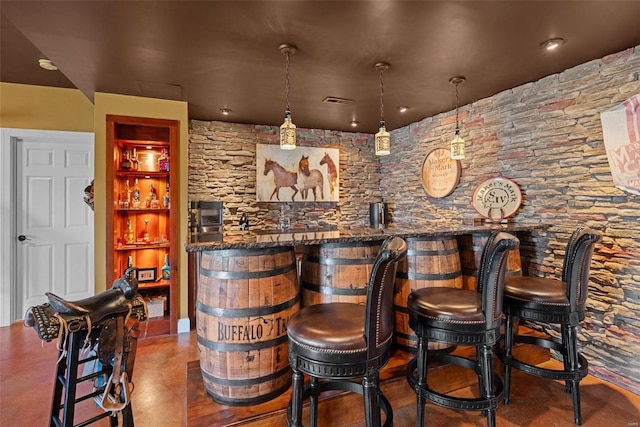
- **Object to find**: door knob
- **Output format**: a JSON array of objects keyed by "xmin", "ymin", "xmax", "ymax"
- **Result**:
[{"xmin": 17, "ymin": 235, "xmax": 28, "ymax": 241}]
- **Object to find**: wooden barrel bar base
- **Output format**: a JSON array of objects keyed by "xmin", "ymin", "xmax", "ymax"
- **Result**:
[
  {"xmin": 196, "ymin": 246, "xmax": 299, "ymax": 406},
  {"xmin": 300, "ymin": 240, "xmax": 382, "ymax": 307},
  {"xmin": 458, "ymin": 233, "xmax": 522, "ymax": 290},
  {"xmin": 394, "ymin": 236, "xmax": 463, "ymax": 353}
]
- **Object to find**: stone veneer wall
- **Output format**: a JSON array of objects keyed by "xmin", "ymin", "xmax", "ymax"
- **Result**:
[
  {"xmin": 188, "ymin": 46, "xmax": 640, "ymax": 394},
  {"xmin": 188, "ymin": 122, "xmax": 380, "ymax": 229},
  {"xmin": 383, "ymin": 46, "xmax": 640, "ymax": 394}
]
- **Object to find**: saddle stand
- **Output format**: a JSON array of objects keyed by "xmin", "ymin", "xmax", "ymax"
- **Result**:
[{"xmin": 24, "ymin": 268, "xmax": 147, "ymax": 427}]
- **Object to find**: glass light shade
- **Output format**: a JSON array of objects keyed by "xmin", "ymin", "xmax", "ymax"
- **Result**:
[
  {"xmin": 375, "ymin": 125, "xmax": 391, "ymax": 156},
  {"xmin": 280, "ymin": 115, "xmax": 297, "ymax": 150},
  {"xmin": 450, "ymin": 133, "xmax": 465, "ymax": 160}
]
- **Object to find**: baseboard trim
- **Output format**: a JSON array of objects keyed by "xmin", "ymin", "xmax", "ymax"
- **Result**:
[{"xmin": 178, "ymin": 317, "xmax": 191, "ymax": 334}]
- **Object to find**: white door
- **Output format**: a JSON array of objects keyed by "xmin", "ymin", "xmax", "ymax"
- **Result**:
[{"xmin": 10, "ymin": 130, "xmax": 94, "ymax": 322}]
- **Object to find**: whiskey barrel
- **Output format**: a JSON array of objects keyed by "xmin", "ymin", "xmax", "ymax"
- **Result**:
[
  {"xmin": 196, "ymin": 246, "xmax": 299, "ymax": 406},
  {"xmin": 300, "ymin": 241, "xmax": 382, "ymax": 307},
  {"xmin": 394, "ymin": 236, "xmax": 463, "ymax": 352},
  {"xmin": 457, "ymin": 233, "xmax": 522, "ymax": 290}
]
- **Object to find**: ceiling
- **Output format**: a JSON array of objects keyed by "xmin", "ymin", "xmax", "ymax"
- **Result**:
[{"xmin": 2, "ymin": 1, "xmax": 640, "ymax": 134}]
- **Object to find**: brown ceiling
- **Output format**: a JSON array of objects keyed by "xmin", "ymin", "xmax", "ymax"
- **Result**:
[{"xmin": 2, "ymin": 1, "xmax": 640, "ymax": 134}]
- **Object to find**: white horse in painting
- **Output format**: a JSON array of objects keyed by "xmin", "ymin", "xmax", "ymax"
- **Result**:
[{"xmin": 298, "ymin": 155, "xmax": 324, "ymax": 201}]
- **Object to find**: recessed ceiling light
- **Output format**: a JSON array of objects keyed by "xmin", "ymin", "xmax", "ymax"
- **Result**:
[
  {"xmin": 220, "ymin": 108, "xmax": 232, "ymax": 115},
  {"xmin": 540, "ymin": 38, "xmax": 565, "ymax": 51},
  {"xmin": 38, "ymin": 58, "xmax": 58, "ymax": 71},
  {"xmin": 397, "ymin": 106, "xmax": 409, "ymax": 113},
  {"xmin": 350, "ymin": 120, "xmax": 359, "ymax": 127}
]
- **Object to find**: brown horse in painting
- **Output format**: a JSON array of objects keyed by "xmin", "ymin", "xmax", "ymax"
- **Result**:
[
  {"xmin": 319, "ymin": 152, "xmax": 337, "ymax": 195},
  {"xmin": 298, "ymin": 155, "xmax": 324, "ymax": 201},
  {"xmin": 264, "ymin": 159, "xmax": 299, "ymax": 201}
]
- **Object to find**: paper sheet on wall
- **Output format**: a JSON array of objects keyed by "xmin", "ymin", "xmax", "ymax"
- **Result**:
[{"xmin": 600, "ymin": 94, "xmax": 640, "ymax": 196}]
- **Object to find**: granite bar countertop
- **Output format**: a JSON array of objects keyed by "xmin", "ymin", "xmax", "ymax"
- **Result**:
[{"xmin": 185, "ymin": 222, "xmax": 549, "ymax": 252}]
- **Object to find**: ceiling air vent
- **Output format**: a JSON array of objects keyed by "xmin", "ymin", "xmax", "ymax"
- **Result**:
[{"xmin": 322, "ymin": 96, "xmax": 355, "ymax": 105}]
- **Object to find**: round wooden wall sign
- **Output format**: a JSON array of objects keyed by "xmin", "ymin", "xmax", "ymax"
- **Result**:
[
  {"xmin": 421, "ymin": 148, "xmax": 461, "ymax": 198},
  {"xmin": 472, "ymin": 177, "xmax": 522, "ymax": 222}
]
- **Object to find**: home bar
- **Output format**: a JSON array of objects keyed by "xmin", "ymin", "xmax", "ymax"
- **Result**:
[{"xmin": 1, "ymin": 2, "xmax": 640, "ymax": 427}]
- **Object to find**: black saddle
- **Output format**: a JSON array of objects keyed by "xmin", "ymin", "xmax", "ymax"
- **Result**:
[{"xmin": 25, "ymin": 268, "xmax": 146, "ymax": 341}]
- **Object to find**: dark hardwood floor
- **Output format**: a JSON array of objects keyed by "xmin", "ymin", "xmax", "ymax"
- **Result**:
[{"xmin": 1, "ymin": 321, "xmax": 638, "ymax": 426}]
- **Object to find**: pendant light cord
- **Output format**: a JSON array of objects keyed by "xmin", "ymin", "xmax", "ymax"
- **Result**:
[
  {"xmin": 454, "ymin": 81, "xmax": 460, "ymax": 134},
  {"xmin": 285, "ymin": 51, "xmax": 291, "ymax": 115},
  {"xmin": 379, "ymin": 68, "xmax": 385, "ymax": 125}
]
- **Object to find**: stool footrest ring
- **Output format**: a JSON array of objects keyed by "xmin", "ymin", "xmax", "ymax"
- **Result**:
[{"xmin": 407, "ymin": 357, "xmax": 504, "ymax": 412}]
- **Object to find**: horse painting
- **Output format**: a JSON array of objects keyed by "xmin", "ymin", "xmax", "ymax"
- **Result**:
[
  {"xmin": 319, "ymin": 152, "xmax": 338, "ymax": 195},
  {"xmin": 264, "ymin": 159, "xmax": 299, "ymax": 201},
  {"xmin": 298, "ymin": 155, "xmax": 324, "ymax": 201}
]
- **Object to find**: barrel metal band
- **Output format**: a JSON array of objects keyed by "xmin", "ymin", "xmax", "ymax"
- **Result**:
[
  {"xmin": 197, "ymin": 333, "xmax": 288, "ymax": 352},
  {"xmin": 396, "ymin": 270, "xmax": 461, "ymax": 280},
  {"xmin": 302, "ymin": 254, "xmax": 375, "ymax": 265},
  {"xmin": 309, "ymin": 240, "xmax": 382, "ymax": 249},
  {"xmin": 393, "ymin": 304, "xmax": 409, "ymax": 314},
  {"xmin": 407, "ymin": 247, "xmax": 459, "ymax": 256},
  {"xmin": 201, "ymin": 365, "xmax": 291, "ymax": 387},
  {"xmin": 302, "ymin": 280, "xmax": 367, "ymax": 296},
  {"xmin": 209, "ymin": 246, "xmax": 294, "ymax": 257},
  {"xmin": 200, "ymin": 262, "xmax": 296, "ymax": 280},
  {"xmin": 197, "ymin": 294, "xmax": 299, "ymax": 317}
]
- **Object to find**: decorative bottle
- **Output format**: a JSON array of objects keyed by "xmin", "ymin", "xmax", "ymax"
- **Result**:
[
  {"xmin": 124, "ymin": 218, "xmax": 135, "ymax": 244},
  {"xmin": 132, "ymin": 178, "xmax": 141, "ymax": 208},
  {"xmin": 163, "ymin": 184, "xmax": 170, "ymax": 208},
  {"xmin": 145, "ymin": 182, "xmax": 157, "ymax": 208},
  {"xmin": 123, "ymin": 179, "xmax": 131, "ymax": 209},
  {"xmin": 131, "ymin": 148, "xmax": 139, "ymax": 170},
  {"xmin": 158, "ymin": 148, "xmax": 170, "ymax": 172},
  {"xmin": 120, "ymin": 148, "xmax": 131, "ymax": 170},
  {"xmin": 161, "ymin": 254, "xmax": 171, "ymax": 280}
]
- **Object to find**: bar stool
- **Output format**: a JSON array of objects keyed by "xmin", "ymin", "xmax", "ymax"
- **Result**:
[
  {"xmin": 286, "ymin": 236, "xmax": 407, "ymax": 427},
  {"xmin": 501, "ymin": 227, "xmax": 602, "ymax": 425},
  {"xmin": 406, "ymin": 231, "xmax": 519, "ymax": 427}
]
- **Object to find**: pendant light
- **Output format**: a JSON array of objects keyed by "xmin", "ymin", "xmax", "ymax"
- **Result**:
[
  {"xmin": 449, "ymin": 76, "xmax": 466, "ymax": 160},
  {"xmin": 279, "ymin": 43, "xmax": 298, "ymax": 150},
  {"xmin": 374, "ymin": 62, "xmax": 391, "ymax": 156}
]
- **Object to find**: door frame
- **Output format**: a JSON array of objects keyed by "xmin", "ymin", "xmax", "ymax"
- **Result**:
[{"xmin": 0, "ymin": 128, "xmax": 95, "ymax": 326}]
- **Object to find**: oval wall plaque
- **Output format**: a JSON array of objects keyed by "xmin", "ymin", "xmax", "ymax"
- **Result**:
[
  {"xmin": 421, "ymin": 148, "xmax": 461, "ymax": 198},
  {"xmin": 472, "ymin": 177, "xmax": 522, "ymax": 222}
]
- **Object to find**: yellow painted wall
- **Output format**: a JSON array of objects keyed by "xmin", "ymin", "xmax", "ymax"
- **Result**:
[
  {"xmin": 94, "ymin": 93, "xmax": 189, "ymax": 321},
  {"xmin": 0, "ymin": 83, "xmax": 190, "ymax": 323},
  {"xmin": 0, "ymin": 83, "xmax": 94, "ymax": 131}
]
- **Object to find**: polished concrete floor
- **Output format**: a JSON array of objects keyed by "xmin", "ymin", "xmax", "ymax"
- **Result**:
[{"xmin": 1, "ymin": 321, "xmax": 638, "ymax": 426}]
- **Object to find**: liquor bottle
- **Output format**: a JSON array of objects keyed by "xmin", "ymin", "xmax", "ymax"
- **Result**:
[
  {"xmin": 163, "ymin": 184, "xmax": 170, "ymax": 208},
  {"xmin": 120, "ymin": 148, "xmax": 131, "ymax": 170},
  {"xmin": 161, "ymin": 254, "xmax": 171, "ymax": 280},
  {"xmin": 132, "ymin": 178, "xmax": 141, "ymax": 208},
  {"xmin": 158, "ymin": 148, "xmax": 169, "ymax": 172},
  {"xmin": 145, "ymin": 182, "xmax": 157, "ymax": 208},
  {"xmin": 126, "ymin": 255, "xmax": 136, "ymax": 279},
  {"xmin": 124, "ymin": 218, "xmax": 135, "ymax": 244},
  {"xmin": 124, "ymin": 179, "xmax": 131, "ymax": 209},
  {"xmin": 131, "ymin": 148, "xmax": 139, "ymax": 170}
]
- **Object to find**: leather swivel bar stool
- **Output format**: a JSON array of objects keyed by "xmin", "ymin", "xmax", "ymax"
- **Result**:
[
  {"xmin": 406, "ymin": 231, "xmax": 519, "ymax": 427},
  {"xmin": 286, "ymin": 236, "xmax": 407, "ymax": 427},
  {"xmin": 501, "ymin": 227, "xmax": 602, "ymax": 425}
]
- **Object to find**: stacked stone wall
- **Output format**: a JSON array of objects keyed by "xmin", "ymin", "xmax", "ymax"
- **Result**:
[
  {"xmin": 188, "ymin": 121, "xmax": 380, "ymax": 229},
  {"xmin": 383, "ymin": 46, "xmax": 640, "ymax": 393}
]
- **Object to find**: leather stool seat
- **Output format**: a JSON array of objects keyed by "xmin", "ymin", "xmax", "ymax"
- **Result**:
[
  {"xmin": 288, "ymin": 303, "xmax": 388, "ymax": 369},
  {"xmin": 286, "ymin": 236, "xmax": 407, "ymax": 427},
  {"xmin": 407, "ymin": 231, "xmax": 519, "ymax": 427},
  {"xmin": 501, "ymin": 228, "xmax": 602, "ymax": 426}
]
